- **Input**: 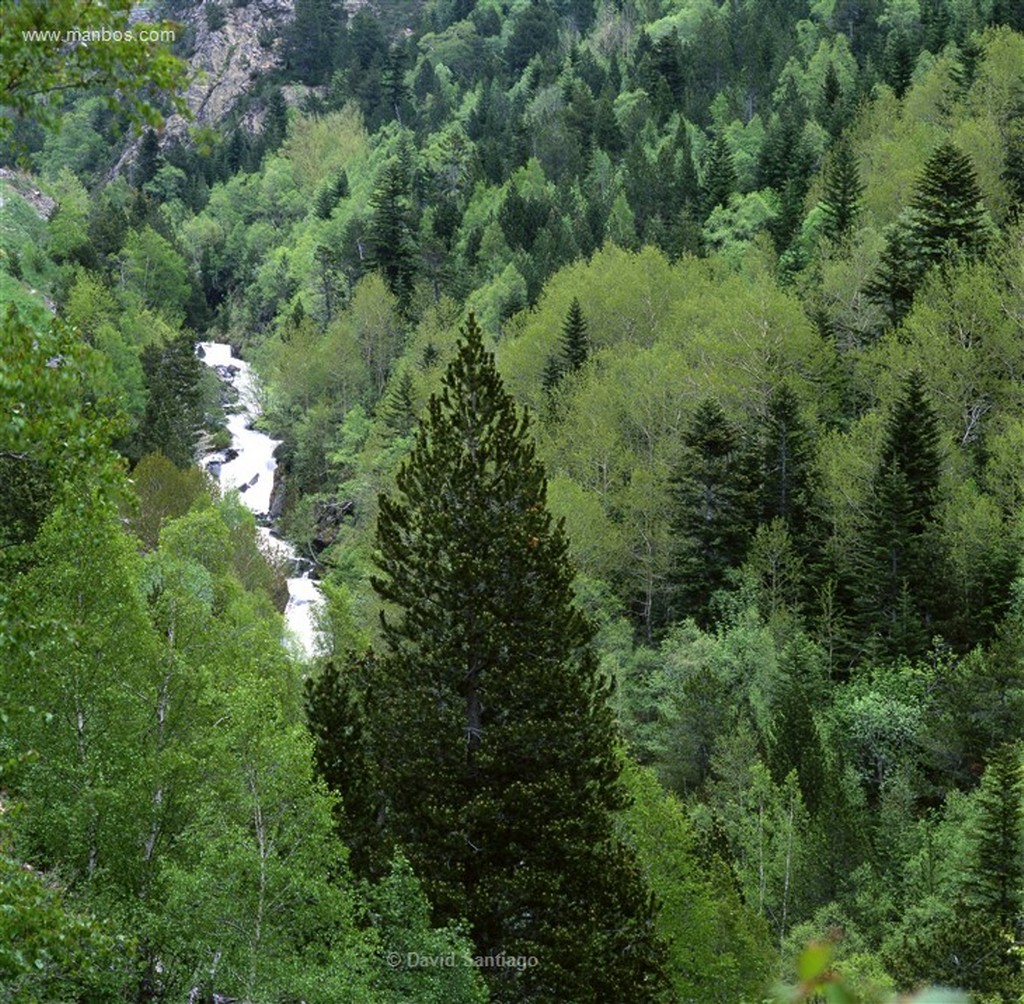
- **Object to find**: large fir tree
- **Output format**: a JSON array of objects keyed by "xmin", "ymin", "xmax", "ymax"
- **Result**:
[
  {"xmin": 853, "ymin": 371, "xmax": 947, "ymax": 658},
  {"xmin": 908, "ymin": 140, "xmax": 991, "ymax": 268},
  {"xmin": 758, "ymin": 383, "xmax": 819, "ymax": 553},
  {"xmin": 966, "ymin": 742, "xmax": 1024, "ymax": 925},
  {"xmin": 369, "ymin": 314, "xmax": 669, "ymax": 1003},
  {"xmin": 819, "ymin": 136, "xmax": 863, "ymax": 245},
  {"xmin": 700, "ymin": 133, "xmax": 737, "ymax": 220},
  {"xmin": 369, "ymin": 158, "xmax": 418, "ymax": 311},
  {"xmin": 669, "ymin": 398, "xmax": 755, "ymax": 628}
]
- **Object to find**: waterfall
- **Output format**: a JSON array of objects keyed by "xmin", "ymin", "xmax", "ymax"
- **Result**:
[{"xmin": 197, "ymin": 341, "xmax": 324, "ymax": 659}]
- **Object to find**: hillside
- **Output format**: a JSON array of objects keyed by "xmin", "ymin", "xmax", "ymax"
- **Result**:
[{"xmin": 2, "ymin": 0, "xmax": 1023, "ymax": 1000}]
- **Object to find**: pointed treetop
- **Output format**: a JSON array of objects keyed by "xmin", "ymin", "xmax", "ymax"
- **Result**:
[{"xmin": 909, "ymin": 140, "xmax": 991, "ymax": 265}]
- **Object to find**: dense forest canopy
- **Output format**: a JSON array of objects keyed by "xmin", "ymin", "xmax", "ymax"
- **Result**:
[{"xmin": 1, "ymin": 0, "xmax": 1023, "ymax": 999}]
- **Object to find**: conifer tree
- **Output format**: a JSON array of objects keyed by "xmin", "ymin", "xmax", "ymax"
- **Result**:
[
  {"xmin": 262, "ymin": 88, "xmax": 289, "ymax": 154},
  {"xmin": 541, "ymin": 352, "xmax": 564, "ymax": 395},
  {"xmin": 380, "ymin": 368, "xmax": 417, "ymax": 437},
  {"xmin": 819, "ymin": 136, "xmax": 863, "ymax": 245},
  {"xmin": 909, "ymin": 141, "xmax": 991, "ymax": 268},
  {"xmin": 1004, "ymin": 111, "xmax": 1024, "ymax": 219},
  {"xmin": 369, "ymin": 315, "xmax": 669, "ymax": 1002},
  {"xmin": 669, "ymin": 398, "xmax": 755, "ymax": 628},
  {"xmin": 305, "ymin": 653, "xmax": 382, "ymax": 880},
  {"xmin": 369, "ymin": 159, "xmax": 417, "ymax": 312},
  {"xmin": 865, "ymin": 217, "xmax": 921, "ymax": 326},
  {"xmin": 966, "ymin": 742, "xmax": 1024, "ymax": 925},
  {"xmin": 136, "ymin": 333, "xmax": 203, "ymax": 467},
  {"xmin": 283, "ymin": 0, "xmax": 344, "ymax": 85},
  {"xmin": 758, "ymin": 383, "xmax": 818, "ymax": 549},
  {"xmin": 134, "ymin": 128, "xmax": 161, "ymax": 189},
  {"xmin": 883, "ymin": 28, "xmax": 916, "ymax": 98},
  {"xmin": 700, "ymin": 133, "xmax": 737, "ymax": 220},
  {"xmin": 862, "ymin": 143, "xmax": 984, "ymax": 323},
  {"xmin": 560, "ymin": 295, "xmax": 589, "ymax": 373},
  {"xmin": 820, "ymin": 62, "xmax": 845, "ymax": 135},
  {"xmin": 853, "ymin": 371, "xmax": 946, "ymax": 658}
]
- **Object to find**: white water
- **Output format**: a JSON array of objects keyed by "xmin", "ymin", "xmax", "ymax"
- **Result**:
[{"xmin": 198, "ymin": 341, "xmax": 324, "ymax": 659}]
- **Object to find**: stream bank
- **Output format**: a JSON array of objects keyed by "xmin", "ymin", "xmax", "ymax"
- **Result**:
[{"xmin": 197, "ymin": 341, "xmax": 324, "ymax": 659}]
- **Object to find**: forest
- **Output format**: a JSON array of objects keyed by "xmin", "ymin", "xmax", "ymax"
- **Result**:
[{"xmin": 1, "ymin": 0, "xmax": 1023, "ymax": 999}]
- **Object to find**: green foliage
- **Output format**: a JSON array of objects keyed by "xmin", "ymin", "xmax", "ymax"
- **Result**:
[
  {"xmin": 669, "ymin": 398, "xmax": 756, "ymax": 628},
  {"xmin": 368, "ymin": 854, "xmax": 490, "ymax": 1004},
  {"xmin": 127, "ymin": 451, "xmax": 217, "ymax": 550},
  {"xmin": 0, "ymin": 310, "xmax": 125, "ymax": 556},
  {"xmin": 9, "ymin": 0, "xmax": 1024, "ymax": 998},
  {"xmin": 370, "ymin": 314, "xmax": 670, "ymax": 1001},
  {"xmin": 0, "ymin": 0, "xmax": 187, "ymax": 138},
  {"xmin": 852, "ymin": 371, "xmax": 947, "ymax": 659},
  {"xmin": 965, "ymin": 742, "xmax": 1024, "ymax": 923},
  {"xmin": 620, "ymin": 761, "xmax": 775, "ymax": 1001},
  {"xmin": 119, "ymin": 226, "xmax": 191, "ymax": 322},
  {"xmin": 819, "ymin": 137, "xmax": 864, "ymax": 245},
  {"xmin": 0, "ymin": 848, "xmax": 134, "ymax": 1003},
  {"xmin": 908, "ymin": 140, "xmax": 994, "ymax": 268}
]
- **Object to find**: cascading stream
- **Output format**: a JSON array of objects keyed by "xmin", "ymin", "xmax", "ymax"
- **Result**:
[{"xmin": 197, "ymin": 341, "xmax": 323, "ymax": 659}]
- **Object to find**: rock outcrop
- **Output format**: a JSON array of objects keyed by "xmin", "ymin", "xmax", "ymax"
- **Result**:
[{"xmin": 167, "ymin": 0, "xmax": 295, "ymax": 136}]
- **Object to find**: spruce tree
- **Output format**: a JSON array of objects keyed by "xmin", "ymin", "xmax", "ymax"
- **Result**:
[
  {"xmin": 369, "ymin": 314, "xmax": 669, "ymax": 1002},
  {"xmin": 134, "ymin": 128, "xmax": 161, "ymax": 189},
  {"xmin": 283, "ymin": 0, "xmax": 344, "ymax": 85},
  {"xmin": 136, "ymin": 333, "xmax": 203, "ymax": 468},
  {"xmin": 1004, "ymin": 111, "xmax": 1024, "ymax": 219},
  {"xmin": 369, "ymin": 159, "xmax": 417, "ymax": 312},
  {"xmin": 560, "ymin": 295, "xmax": 589, "ymax": 373},
  {"xmin": 380, "ymin": 367, "xmax": 417, "ymax": 437},
  {"xmin": 262, "ymin": 88, "xmax": 289, "ymax": 154},
  {"xmin": 700, "ymin": 132, "xmax": 737, "ymax": 220},
  {"xmin": 908, "ymin": 141, "xmax": 991, "ymax": 268},
  {"xmin": 819, "ymin": 136, "xmax": 863, "ymax": 245},
  {"xmin": 966, "ymin": 742, "xmax": 1024, "ymax": 925},
  {"xmin": 305, "ymin": 653, "xmax": 382, "ymax": 879},
  {"xmin": 865, "ymin": 217, "xmax": 921, "ymax": 326},
  {"xmin": 853, "ymin": 371, "xmax": 946, "ymax": 658},
  {"xmin": 669, "ymin": 398, "xmax": 755, "ymax": 628},
  {"xmin": 758, "ymin": 383, "xmax": 818, "ymax": 547}
]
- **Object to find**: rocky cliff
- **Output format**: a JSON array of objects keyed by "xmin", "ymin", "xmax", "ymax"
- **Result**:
[{"xmin": 164, "ymin": 0, "xmax": 295, "ymax": 138}]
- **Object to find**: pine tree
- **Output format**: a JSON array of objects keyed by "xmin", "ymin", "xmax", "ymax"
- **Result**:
[
  {"xmin": 134, "ymin": 128, "xmax": 161, "ymax": 189},
  {"xmin": 305, "ymin": 653, "xmax": 383, "ymax": 879},
  {"xmin": 819, "ymin": 136, "xmax": 863, "ymax": 245},
  {"xmin": 758, "ymin": 383, "xmax": 818, "ymax": 547},
  {"xmin": 369, "ymin": 159, "xmax": 417, "ymax": 312},
  {"xmin": 966, "ymin": 742, "xmax": 1024, "ymax": 925},
  {"xmin": 864, "ymin": 217, "xmax": 922, "ymax": 327},
  {"xmin": 262, "ymin": 88, "xmax": 289, "ymax": 154},
  {"xmin": 383, "ymin": 45, "xmax": 410, "ymax": 125},
  {"xmin": 908, "ymin": 141, "xmax": 991, "ymax": 268},
  {"xmin": 700, "ymin": 132, "xmax": 737, "ymax": 220},
  {"xmin": 1004, "ymin": 111, "xmax": 1024, "ymax": 219},
  {"xmin": 369, "ymin": 315, "xmax": 669, "ymax": 1002},
  {"xmin": 820, "ymin": 62, "xmax": 845, "ymax": 136},
  {"xmin": 883, "ymin": 28, "xmax": 916, "ymax": 98},
  {"xmin": 136, "ymin": 333, "xmax": 203, "ymax": 468},
  {"xmin": 560, "ymin": 296, "xmax": 589, "ymax": 373},
  {"xmin": 380, "ymin": 368, "xmax": 417, "ymax": 437},
  {"xmin": 541, "ymin": 352, "xmax": 564, "ymax": 394},
  {"xmin": 283, "ymin": 0, "xmax": 344, "ymax": 85},
  {"xmin": 853, "ymin": 371, "xmax": 946, "ymax": 658},
  {"xmin": 669, "ymin": 399, "xmax": 755, "ymax": 628},
  {"xmin": 315, "ymin": 169, "xmax": 349, "ymax": 220}
]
